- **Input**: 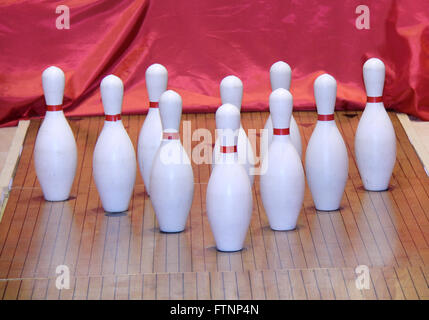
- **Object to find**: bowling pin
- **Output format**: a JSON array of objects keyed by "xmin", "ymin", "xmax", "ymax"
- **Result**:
[
  {"xmin": 305, "ymin": 74, "xmax": 348, "ymax": 211},
  {"xmin": 34, "ymin": 66, "xmax": 77, "ymax": 201},
  {"xmin": 212, "ymin": 75, "xmax": 255, "ymax": 184},
  {"xmin": 261, "ymin": 61, "xmax": 302, "ymax": 161},
  {"xmin": 137, "ymin": 64, "xmax": 167, "ymax": 196},
  {"xmin": 206, "ymin": 103, "xmax": 253, "ymax": 252},
  {"xmin": 150, "ymin": 90, "xmax": 194, "ymax": 233},
  {"xmin": 260, "ymin": 88, "xmax": 305, "ymax": 230},
  {"xmin": 355, "ymin": 58, "xmax": 396, "ymax": 191},
  {"xmin": 93, "ymin": 75, "xmax": 136, "ymax": 212}
]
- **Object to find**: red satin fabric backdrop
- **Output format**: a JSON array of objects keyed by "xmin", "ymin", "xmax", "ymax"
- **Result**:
[{"xmin": 1, "ymin": 0, "xmax": 429, "ymax": 126}]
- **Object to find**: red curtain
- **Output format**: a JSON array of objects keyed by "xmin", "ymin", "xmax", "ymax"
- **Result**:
[{"xmin": 1, "ymin": 0, "xmax": 429, "ymax": 126}]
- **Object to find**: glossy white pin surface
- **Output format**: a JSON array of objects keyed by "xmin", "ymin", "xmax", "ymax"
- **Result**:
[
  {"xmin": 146, "ymin": 64, "xmax": 169, "ymax": 101},
  {"xmin": 270, "ymin": 89, "xmax": 292, "ymax": 127},
  {"xmin": 137, "ymin": 63, "xmax": 168, "ymax": 196},
  {"xmin": 206, "ymin": 103, "xmax": 252, "ymax": 252},
  {"xmin": 158, "ymin": 90, "xmax": 181, "ymax": 131},
  {"xmin": 220, "ymin": 75, "xmax": 243, "ymax": 110},
  {"xmin": 270, "ymin": 61, "xmax": 292, "ymax": 91},
  {"xmin": 93, "ymin": 75, "xmax": 136, "ymax": 212},
  {"xmin": 261, "ymin": 61, "xmax": 302, "ymax": 161},
  {"xmin": 150, "ymin": 90, "xmax": 194, "ymax": 233},
  {"xmin": 355, "ymin": 58, "xmax": 396, "ymax": 191},
  {"xmin": 34, "ymin": 66, "xmax": 77, "ymax": 201},
  {"xmin": 260, "ymin": 88, "xmax": 305, "ymax": 230},
  {"xmin": 42, "ymin": 66, "xmax": 65, "ymax": 105},
  {"xmin": 100, "ymin": 74, "xmax": 123, "ymax": 115},
  {"xmin": 314, "ymin": 74, "xmax": 337, "ymax": 115},
  {"xmin": 305, "ymin": 74, "xmax": 348, "ymax": 211},
  {"xmin": 212, "ymin": 75, "xmax": 255, "ymax": 184},
  {"xmin": 363, "ymin": 57, "xmax": 385, "ymax": 97}
]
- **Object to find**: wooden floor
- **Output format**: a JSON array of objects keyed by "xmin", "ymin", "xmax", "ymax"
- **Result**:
[{"xmin": 0, "ymin": 111, "xmax": 429, "ymax": 300}]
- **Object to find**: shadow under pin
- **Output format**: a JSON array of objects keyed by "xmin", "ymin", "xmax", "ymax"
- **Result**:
[
  {"xmin": 104, "ymin": 211, "xmax": 128, "ymax": 217},
  {"xmin": 344, "ymin": 113, "xmax": 358, "ymax": 118}
]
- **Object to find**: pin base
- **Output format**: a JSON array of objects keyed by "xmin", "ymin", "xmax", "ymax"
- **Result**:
[
  {"xmin": 104, "ymin": 209, "xmax": 128, "ymax": 215},
  {"xmin": 44, "ymin": 197, "xmax": 69, "ymax": 202},
  {"xmin": 160, "ymin": 229, "xmax": 185, "ymax": 234},
  {"xmin": 270, "ymin": 226, "xmax": 297, "ymax": 231},
  {"xmin": 216, "ymin": 247, "xmax": 244, "ymax": 253},
  {"xmin": 363, "ymin": 187, "xmax": 389, "ymax": 192},
  {"xmin": 316, "ymin": 208, "xmax": 340, "ymax": 212}
]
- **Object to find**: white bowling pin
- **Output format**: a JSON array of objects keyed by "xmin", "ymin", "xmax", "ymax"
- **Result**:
[
  {"xmin": 260, "ymin": 88, "xmax": 305, "ymax": 230},
  {"xmin": 355, "ymin": 58, "xmax": 396, "ymax": 191},
  {"xmin": 150, "ymin": 90, "xmax": 194, "ymax": 233},
  {"xmin": 137, "ymin": 64, "xmax": 167, "ymax": 196},
  {"xmin": 206, "ymin": 103, "xmax": 253, "ymax": 252},
  {"xmin": 212, "ymin": 75, "xmax": 255, "ymax": 184},
  {"xmin": 34, "ymin": 66, "xmax": 77, "ymax": 201},
  {"xmin": 261, "ymin": 61, "xmax": 302, "ymax": 161},
  {"xmin": 305, "ymin": 74, "xmax": 348, "ymax": 211},
  {"xmin": 93, "ymin": 75, "xmax": 137, "ymax": 213}
]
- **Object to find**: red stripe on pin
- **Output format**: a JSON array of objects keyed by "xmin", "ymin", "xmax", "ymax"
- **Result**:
[
  {"xmin": 273, "ymin": 128, "xmax": 290, "ymax": 135},
  {"xmin": 317, "ymin": 114, "xmax": 335, "ymax": 121},
  {"xmin": 367, "ymin": 96, "xmax": 383, "ymax": 103},
  {"xmin": 163, "ymin": 132, "xmax": 180, "ymax": 140},
  {"xmin": 149, "ymin": 101, "xmax": 158, "ymax": 108},
  {"xmin": 46, "ymin": 105, "xmax": 62, "ymax": 111},
  {"xmin": 105, "ymin": 114, "xmax": 121, "ymax": 121},
  {"xmin": 220, "ymin": 145, "xmax": 237, "ymax": 153}
]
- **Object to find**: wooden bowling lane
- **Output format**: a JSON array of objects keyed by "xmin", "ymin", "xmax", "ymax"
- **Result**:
[
  {"xmin": 0, "ymin": 111, "xmax": 428, "ymax": 300},
  {"xmin": 1, "ymin": 266, "xmax": 428, "ymax": 300}
]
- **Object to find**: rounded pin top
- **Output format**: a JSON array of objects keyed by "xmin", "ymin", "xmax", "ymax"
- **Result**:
[
  {"xmin": 220, "ymin": 75, "xmax": 243, "ymax": 111},
  {"xmin": 146, "ymin": 63, "xmax": 168, "ymax": 102},
  {"xmin": 42, "ymin": 66, "xmax": 65, "ymax": 106},
  {"xmin": 100, "ymin": 74, "xmax": 123, "ymax": 115},
  {"xmin": 314, "ymin": 73, "xmax": 337, "ymax": 115},
  {"xmin": 270, "ymin": 88, "xmax": 293, "ymax": 129},
  {"xmin": 363, "ymin": 58, "xmax": 385, "ymax": 98},
  {"xmin": 216, "ymin": 103, "xmax": 240, "ymax": 147},
  {"xmin": 159, "ymin": 90, "xmax": 182, "ymax": 131},
  {"xmin": 270, "ymin": 61, "xmax": 291, "ymax": 91}
]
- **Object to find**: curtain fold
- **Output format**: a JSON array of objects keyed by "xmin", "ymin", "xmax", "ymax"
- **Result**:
[{"xmin": 1, "ymin": 0, "xmax": 428, "ymax": 126}]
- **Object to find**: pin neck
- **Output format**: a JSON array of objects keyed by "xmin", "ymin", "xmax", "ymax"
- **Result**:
[
  {"xmin": 149, "ymin": 101, "xmax": 158, "ymax": 108},
  {"xmin": 273, "ymin": 128, "xmax": 290, "ymax": 135},
  {"xmin": 46, "ymin": 105, "xmax": 63, "ymax": 112},
  {"xmin": 317, "ymin": 114, "xmax": 335, "ymax": 121},
  {"xmin": 163, "ymin": 132, "xmax": 180, "ymax": 140},
  {"xmin": 105, "ymin": 114, "xmax": 121, "ymax": 122},
  {"xmin": 220, "ymin": 145, "xmax": 237, "ymax": 153},
  {"xmin": 367, "ymin": 96, "xmax": 383, "ymax": 103}
]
